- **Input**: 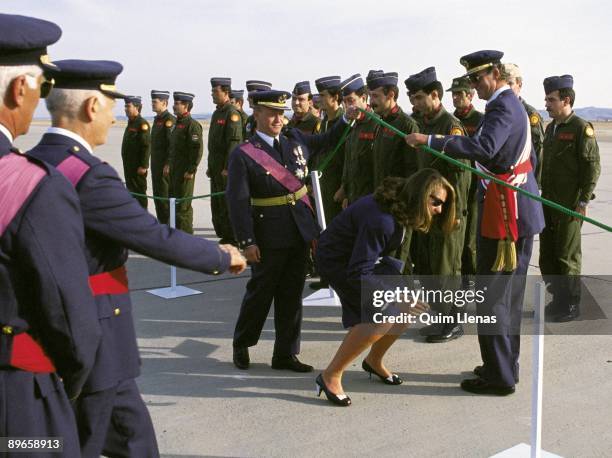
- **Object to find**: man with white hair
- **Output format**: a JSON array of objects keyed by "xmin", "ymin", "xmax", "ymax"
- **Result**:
[
  {"xmin": 28, "ymin": 59, "xmax": 246, "ymax": 457},
  {"xmin": 0, "ymin": 14, "xmax": 101, "ymax": 454},
  {"xmin": 504, "ymin": 63, "xmax": 545, "ymax": 185}
]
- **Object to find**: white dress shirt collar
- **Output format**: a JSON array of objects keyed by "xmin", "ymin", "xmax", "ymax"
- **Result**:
[
  {"xmin": 46, "ymin": 127, "xmax": 93, "ymax": 154},
  {"xmin": 0, "ymin": 123, "xmax": 14, "ymax": 144},
  {"xmin": 486, "ymin": 84, "xmax": 510, "ymax": 106},
  {"xmin": 255, "ymin": 130, "xmax": 279, "ymax": 149}
]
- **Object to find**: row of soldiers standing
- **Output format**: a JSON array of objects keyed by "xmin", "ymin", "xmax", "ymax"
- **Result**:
[{"xmin": 118, "ymin": 64, "xmax": 601, "ymax": 335}]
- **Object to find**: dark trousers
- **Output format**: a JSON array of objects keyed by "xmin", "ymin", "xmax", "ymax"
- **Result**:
[
  {"xmin": 0, "ymin": 370, "xmax": 80, "ymax": 458},
  {"xmin": 124, "ymin": 170, "xmax": 148, "ymax": 209},
  {"xmin": 210, "ymin": 173, "xmax": 234, "ymax": 243},
  {"xmin": 233, "ymin": 243, "xmax": 308, "ymax": 356},
  {"xmin": 169, "ymin": 172, "xmax": 195, "ymax": 234},
  {"xmin": 476, "ymin": 236, "xmax": 533, "ymax": 387},
  {"xmin": 73, "ymin": 378, "xmax": 158, "ymax": 458},
  {"xmin": 151, "ymin": 161, "xmax": 169, "ymax": 224}
]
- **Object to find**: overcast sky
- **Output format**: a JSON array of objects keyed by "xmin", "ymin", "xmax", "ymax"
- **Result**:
[{"xmin": 9, "ymin": 0, "xmax": 611, "ymax": 117}]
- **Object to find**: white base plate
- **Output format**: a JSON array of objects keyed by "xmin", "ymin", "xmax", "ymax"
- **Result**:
[
  {"xmin": 147, "ymin": 285, "xmax": 203, "ymax": 299},
  {"xmin": 490, "ymin": 443, "xmax": 562, "ymax": 457},
  {"xmin": 302, "ymin": 288, "xmax": 340, "ymax": 307}
]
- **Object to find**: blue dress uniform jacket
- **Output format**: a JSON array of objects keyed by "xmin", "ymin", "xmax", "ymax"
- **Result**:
[
  {"xmin": 316, "ymin": 195, "xmax": 405, "ymax": 327},
  {"xmin": 430, "ymin": 88, "xmax": 545, "ymax": 387},
  {"xmin": 28, "ymin": 132, "xmax": 232, "ymax": 457},
  {"xmin": 227, "ymin": 119, "xmax": 348, "ymax": 357},
  {"xmin": 0, "ymin": 134, "xmax": 101, "ymax": 456},
  {"xmin": 227, "ymin": 118, "xmax": 349, "ymax": 249}
]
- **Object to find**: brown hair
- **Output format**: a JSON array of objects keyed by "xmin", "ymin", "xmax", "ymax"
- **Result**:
[{"xmin": 373, "ymin": 169, "xmax": 456, "ymax": 234}]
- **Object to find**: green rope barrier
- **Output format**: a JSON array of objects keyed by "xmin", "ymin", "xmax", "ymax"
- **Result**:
[
  {"xmin": 358, "ymin": 107, "xmax": 612, "ymax": 233},
  {"xmin": 315, "ymin": 120, "xmax": 354, "ymax": 173},
  {"xmin": 128, "ymin": 190, "xmax": 225, "ymax": 202}
]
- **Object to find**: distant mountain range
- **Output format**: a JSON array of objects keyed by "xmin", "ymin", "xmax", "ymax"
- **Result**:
[{"xmin": 538, "ymin": 107, "xmax": 612, "ymax": 121}]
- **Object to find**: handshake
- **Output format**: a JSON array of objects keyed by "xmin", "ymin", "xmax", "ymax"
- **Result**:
[{"xmin": 219, "ymin": 244, "xmax": 247, "ymax": 274}]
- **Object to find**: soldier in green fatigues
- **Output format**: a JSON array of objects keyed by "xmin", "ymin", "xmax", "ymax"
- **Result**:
[
  {"xmin": 121, "ymin": 96, "xmax": 150, "ymax": 209},
  {"xmin": 540, "ymin": 75, "xmax": 600, "ymax": 322},
  {"xmin": 448, "ymin": 77, "xmax": 484, "ymax": 283},
  {"xmin": 167, "ymin": 91, "xmax": 203, "ymax": 234},
  {"xmin": 150, "ymin": 90, "xmax": 175, "ymax": 224},
  {"xmin": 406, "ymin": 67, "xmax": 471, "ymax": 343},
  {"xmin": 337, "ymin": 74, "xmax": 376, "ymax": 206},
  {"xmin": 368, "ymin": 70, "xmax": 420, "ymax": 274},
  {"xmin": 244, "ymin": 80, "xmax": 273, "ymax": 138},
  {"xmin": 230, "ymin": 89, "xmax": 249, "ymax": 139},
  {"xmin": 504, "ymin": 63, "xmax": 545, "ymax": 186},
  {"xmin": 288, "ymin": 81, "xmax": 321, "ymax": 134},
  {"xmin": 310, "ymin": 76, "xmax": 345, "ymax": 225},
  {"xmin": 208, "ymin": 77, "xmax": 243, "ymax": 244}
]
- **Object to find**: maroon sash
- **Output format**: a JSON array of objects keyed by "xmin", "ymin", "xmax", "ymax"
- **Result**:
[
  {"xmin": 0, "ymin": 152, "xmax": 56, "ymax": 372},
  {"xmin": 240, "ymin": 142, "xmax": 313, "ymax": 211},
  {"xmin": 56, "ymin": 154, "xmax": 90, "ymax": 186}
]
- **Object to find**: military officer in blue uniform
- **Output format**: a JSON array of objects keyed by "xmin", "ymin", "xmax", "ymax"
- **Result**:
[
  {"xmin": 0, "ymin": 14, "xmax": 101, "ymax": 456},
  {"xmin": 227, "ymin": 89, "xmax": 358, "ymax": 371},
  {"xmin": 28, "ymin": 59, "xmax": 247, "ymax": 457},
  {"xmin": 406, "ymin": 50, "xmax": 545, "ymax": 395},
  {"xmin": 245, "ymin": 80, "xmax": 273, "ymax": 137}
]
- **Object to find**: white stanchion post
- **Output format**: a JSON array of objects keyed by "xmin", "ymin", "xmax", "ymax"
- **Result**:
[
  {"xmin": 147, "ymin": 197, "xmax": 203, "ymax": 299},
  {"xmin": 531, "ymin": 281, "xmax": 545, "ymax": 458},
  {"xmin": 489, "ymin": 280, "xmax": 561, "ymax": 458},
  {"xmin": 303, "ymin": 171, "xmax": 340, "ymax": 307}
]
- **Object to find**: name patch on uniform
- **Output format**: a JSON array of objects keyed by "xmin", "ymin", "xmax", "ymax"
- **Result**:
[
  {"xmin": 128, "ymin": 127, "xmax": 137, "ymax": 132},
  {"xmin": 382, "ymin": 128, "xmax": 396, "ymax": 137},
  {"xmin": 177, "ymin": 124, "xmax": 186, "ymax": 129},
  {"xmin": 558, "ymin": 132, "xmax": 575, "ymax": 141},
  {"xmin": 217, "ymin": 119, "xmax": 226, "ymax": 125},
  {"xmin": 359, "ymin": 132, "xmax": 375, "ymax": 140}
]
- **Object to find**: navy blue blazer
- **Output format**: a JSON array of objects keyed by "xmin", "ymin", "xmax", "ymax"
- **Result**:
[
  {"xmin": 226, "ymin": 118, "xmax": 349, "ymax": 250},
  {"xmin": 430, "ymin": 88, "xmax": 544, "ymax": 237},
  {"xmin": 316, "ymin": 194, "xmax": 404, "ymax": 281},
  {"xmin": 0, "ymin": 134, "xmax": 100, "ymax": 399},
  {"xmin": 29, "ymin": 132, "xmax": 231, "ymax": 392}
]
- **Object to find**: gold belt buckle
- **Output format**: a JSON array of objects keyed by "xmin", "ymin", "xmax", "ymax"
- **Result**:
[{"xmin": 286, "ymin": 192, "xmax": 297, "ymax": 205}]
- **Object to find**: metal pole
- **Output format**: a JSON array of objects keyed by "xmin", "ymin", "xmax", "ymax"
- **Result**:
[
  {"xmin": 169, "ymin": 197, "xmax": 177, "ymax": 291},
  {"xmin": 531, "ymin": 281, "xmax": 545, "ymax": 458}
]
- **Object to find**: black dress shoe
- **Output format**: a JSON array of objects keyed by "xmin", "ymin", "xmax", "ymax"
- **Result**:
[
  {"xmin": 473, "ymin": 365, "xmax": 519, "ymax": 383},
  {"xmin": 544, "ymin": 301, "xmax": 563, "ymax": 319},
  {"xmin": 233, "ymin": 346, "xmax": 250, "ymax": 370},
  {"xmin": 426, "ymin": 324, "xmax": 464, "ymax": 343},
  {"xmin": 555, "ymin": 304, "xmax": 580, "ymax": 322},
  {"xmin": 271, "ymin": 355, "xmax": 313, "ymax": 372},
  {"xmin": 362, "ymin": 360, "xmax": 402, "ymax": 385},
  {"xmin": 460, "ymin": 377, "xmax": 515, "ymax": 396},
  {"xmin": 315, "ymin": 374, "xmax": 351, "ymax": 406},
  {"xmin": 419, "ymin": 323, "xmax": 442, "ymax": 337},
  {"xmin": 309, "ymin": 280, "xmax": 329, "ymax": 290}
]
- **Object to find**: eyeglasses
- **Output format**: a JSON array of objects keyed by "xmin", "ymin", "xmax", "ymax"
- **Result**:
[
  {"xmin": 468, "ymin": 71, "xmax": 489, "ymax": 85},
  {"xmin": 430, "ymin": 196, "xmax": 446, "ymax": 207},
  {"xmin": 40, "ymin": 76, "xmax": 54, "ymax": 99}
]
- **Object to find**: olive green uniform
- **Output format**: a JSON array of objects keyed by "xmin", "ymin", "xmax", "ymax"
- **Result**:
[
  {"xmin": 239, "ymin": 109, "xmax": 249, "ymax": 140},
  {"xmin": 121, "ymin": 115, "xmax": 150, "ymax": 209},
  {"xmin": 341, "ymin": 107, "xmax": 377, "ymax": 204},
  {"xmin": 415, "ymin": 106, "xmax": 471, "ymax": 310},
  {"xmin": 454, "ymin": 105, "xmax": 484, "ymax": 277},
  {"xmin": 208, "ymin": 102, "xmax": 243, "ymax": 243},
  {"xmin": 150, "ymin": 110, "xmax": 175, "ymax": 223},
  {"xmin": 288, "ymin": 111, "xmax": 321, "ymax": 135},
  {"xmin": 309, "ymin": 106, "xmax": 345, "ymax": 224},
  {"xmin": 539, "ymin": 112, "xmax": 600, "ymax": 308},
  {"xmin": 371, "ymin": 104, "xmax": 420, "ymax": 273},
  {"xmin": 521, "ymin": 98, "xmax": 545, "ymax": 186},
  {"xmin": 168, "ymin": 113, "xmax": 203, "ymax": 234}
]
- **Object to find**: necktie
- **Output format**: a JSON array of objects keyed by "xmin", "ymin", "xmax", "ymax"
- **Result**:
[{"xmin": 273, "ymin": 138, "xmax": 281, "ymax": 153}]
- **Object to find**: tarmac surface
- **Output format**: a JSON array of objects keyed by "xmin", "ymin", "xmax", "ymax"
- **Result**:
[{"xmin": 16, "ymin": 122, "xmax": 612, "ymax": 457}]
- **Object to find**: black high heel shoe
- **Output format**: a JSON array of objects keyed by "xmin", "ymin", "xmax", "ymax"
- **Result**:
[
  {"xmin": 315, "ymin": 374, "xmax": 351, "ymax": 406},
  {"xmin": 362, "ymin": 360, "xmax": 403, "ymax": 385}
]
